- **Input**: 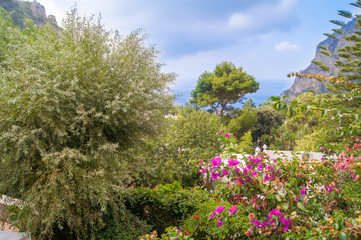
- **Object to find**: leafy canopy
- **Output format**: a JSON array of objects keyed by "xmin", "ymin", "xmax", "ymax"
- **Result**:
[
  {"xmin": 190, "ymin": 62, "xmax": 259, "ymax": 117},
  {"xmin": 0, "ymin": 8, "xmax": 175, "ymax": 239}
]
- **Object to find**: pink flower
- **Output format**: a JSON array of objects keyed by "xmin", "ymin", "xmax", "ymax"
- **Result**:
[
  {"xmin": 209, "ymin": 211, "xmax": 216, "ymax": 219},
  {"xmin": 212, "ymin": 172, "xmax": 220, "ymax": 180},
  {"xmin": 257, "ymin": 164, "xmax": 264, "ymax": 170},
  {"xmin": 222, "ymin": 170, "xmax": 229, "ymax": 177},
  {"xmin": 251, "ymin": 171, "xmax": 258, "ymax": 177},
  {"xmin": 225, "ymin": 133, "xmax": 231, "ymax": 137},
  {"xmin": 211, "ymin": 157, "xmax": 222, "ymax": 166},
  {"xmin": 219, "ymin": 130, "xmax": 223, "ymax": 134},
  {"xmin": 243, "ymin": 168, "xmax": 248, "ymax": 174},
  {"xmin": 227, "ymin": 158, "xmax": 240, "ymax": 166},
  {"xmin": 215, "ymin": 206, "xmax": 225, "ymax": 214},
  {"xmin": 216, "ymin": 217, "xmax": 223, "ymax": 227},
  {"xmin": 228, "ymin": 206, "xmax": 238, "ymax": 216},
  {"xmin": 246, "ymin": 164, "xmax": 252, "ymax": 169},
  {"xmin": 300, "ymin": 188, "xmax": 306, "ymax": 194},
  {"xmin": 235, "ymin": 168, "xmax": 240, "ymax": 173},
  {"xmin": 199, "ymin": 168, "xmax": 206, "ymax": 174}
]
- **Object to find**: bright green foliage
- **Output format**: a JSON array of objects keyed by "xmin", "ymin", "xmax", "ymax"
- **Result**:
[
  {"xmin": 121, "ymin": 106, "xmax": 222, "ymax": 188},
  {"xmin": 228, "ymin": 109, "xmax": 257, "ymax": 140},
  {"xmin": 294, "ymin": 132, "xmax": 319, "ymax": 151},
  {"xmin": 237, "ymin": 131, "xmax": 254, "ymax": 154},
  {"xmin": 0, "ymin": 9, "xmax": 174, "ymax": 239},
  {"xmin": 242, "ymin": 98, "xmax": 256, "ymax": 109},
  {"xmin": 190, "ymin": 62, "xmax": 259, "ymax": 117}
]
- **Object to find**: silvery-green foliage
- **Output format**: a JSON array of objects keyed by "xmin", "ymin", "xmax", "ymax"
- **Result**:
[{"xmin": 0, "ymin": 8, "xmax": 175, "ymax": 239}]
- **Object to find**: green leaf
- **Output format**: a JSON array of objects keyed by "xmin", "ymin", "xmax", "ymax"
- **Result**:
[
  {"xmin": 354, "ymin": 114, "xmax": 359, "ymax": 121},
  {"xmin": 276, "ymin": 195, "xmax": 282, "ymax": 202},
  {"xmin": 330, "ymin": 20, "xmax": 346, "ymax": 27},
  {"xmin": 324, "ymin": 33, "xmax": 336, "ymax": 39},
  {"xmin": 338, "ymin": 232, "xmax": 346, "ymax": 240},
  {"xmin": 281, "ymin": 203, "xmax": 289, "ymax": 210},
  {"xmin": 322, "ymin": 109, "xmax": 328, "ymax": 118},
  {"xmin": 297, "ymin": 202, "xmax": 306, "ymax": 211}
]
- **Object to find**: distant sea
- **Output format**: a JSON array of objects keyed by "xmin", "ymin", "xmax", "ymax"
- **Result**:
[{"xmin": 172, "ymin": 79, "xmax": 293, "ymax": 107}]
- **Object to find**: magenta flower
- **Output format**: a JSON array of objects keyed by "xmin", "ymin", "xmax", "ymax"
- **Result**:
[
  {"xmin": 300, "ymin": 188, "xmax": 306, "ymax": 194},
  {"xmin": 209, "ymin": 211, "xmax": 216, "ymax": 219},
  {"xmin": 246, "ymin": 164, "xmax": 252, "ymax": 169},
  {"xmin": 216, "ymin": 217, "xmax": 223, "ymax": 227},
  {"xmin": 243, "ymin": 168, "xmax": 248, "ymax": 174},
  {"xmin": 225, "ymin": 133, "xmax": 231, "ymax": 137},
  {"xmin": 234, "ymin": 168, "xmax": 240, "ymax": 173},
  {"xmin": 211, "ymin": 172, "xmax": 220, "ymax": 180},
  {"xmin": 219, "ymin": 130, "xmax": 223, "ymax": 134},
  {"xmin": 215, "ymin": 206, "xmax": 225, "ymax": 214},
  {"xmin": 227, "ymin": 158, "xmax": 240, "ymax": 166},
  {"xmin": 228, "ymin": 206, "xmax": 238, "ymax": 215},
  {"xmin": 211, "ymin": 157, "xmax": 222, "ymax": 166},
  {"xmin": 199, "ymin": 168, "xmax": 206, "ymax": 174},
  {"xmin": 256, "ymin": 164, "xmax": 264, "ymax": 170},
  {"xmin": 222, "ymin": 170, "xmax": 229, "ymax": 177},
  {"xmin": 251, "ymin": 171, "xmax": 258, "ymax": 177}
]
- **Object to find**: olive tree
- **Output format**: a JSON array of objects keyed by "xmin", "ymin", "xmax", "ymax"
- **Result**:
[{"xmin": 0, "ymin": 8, "xmax": 175, "ymax": 239}]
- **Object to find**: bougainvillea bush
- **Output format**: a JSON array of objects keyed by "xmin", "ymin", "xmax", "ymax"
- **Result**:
[{"xmin": 197, "ymin": 132, "xmax": 361, "ymax": 239}]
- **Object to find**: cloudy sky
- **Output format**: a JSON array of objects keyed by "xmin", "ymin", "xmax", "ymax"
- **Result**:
[{"xmin": 36, "ymin": 0, "xmax": 357, "ymax": 105}]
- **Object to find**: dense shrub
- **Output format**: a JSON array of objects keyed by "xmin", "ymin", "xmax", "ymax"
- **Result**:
[{"xmin": 122, "ymin": 181, "xmax": 210, "ymax": 234}]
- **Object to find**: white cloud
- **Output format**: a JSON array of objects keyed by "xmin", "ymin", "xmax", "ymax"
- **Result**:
[{"xmin": 274, "ymin": 41, "xmax": 301, "ymax": 51}]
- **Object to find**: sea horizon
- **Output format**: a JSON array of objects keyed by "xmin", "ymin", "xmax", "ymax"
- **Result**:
[{"xmin": 172, "ymin": 78, "xmax": 293, "ymax": 107}]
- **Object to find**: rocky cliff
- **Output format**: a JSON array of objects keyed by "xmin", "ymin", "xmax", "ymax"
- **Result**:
[
  {"xmin": 282, "ymin": 19, "xmax": 358, "ymax": 100},
  {"xmin": 0, "ymin": 0, "xmax": 59, "ymax": 30}
]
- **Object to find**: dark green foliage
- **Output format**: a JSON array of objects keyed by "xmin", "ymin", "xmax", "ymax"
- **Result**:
[
  {"xmin": 324, "ymin": 33, "xmax": 336, "ymax": 39},
  {"xmin": 252, "ymin": 106, "xmax": 286, "ymax": 145},
  {"xmin": 312, "ymin": 60, "xmax": 331, "ymax": 71},
  {"xmin": 182, "ymin": 200, "xmax": 250, "ymax": 240},
  {"xmin": 338, "ymin": 10, "xmax": 353, "ymax": 19},
  {"xmin": 95, "ymin": 207, "xmax": 153, "ymax": 240},
  {"xmin": 242, "ymin": 98, "xmax": 256, "ymax": 109},
  {"xmin": 330, "ymin": 20, "xmax": 346, "ymax": 27},
  {"xmin": 332, "ymin": 28, "xmax": 344, "ymax": 34},
  {"xmin": 122, "ymin": 183, "xmax": 210, "ymax": 234},
  {"xmin": 190, "ymin": 62, "xmax": 259, "ymax": 117}
]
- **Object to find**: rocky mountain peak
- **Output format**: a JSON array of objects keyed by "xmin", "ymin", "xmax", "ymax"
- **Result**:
[
  {"xmin": 29, "ymin": 0, "xmax": 46, "ymax": 19},
  {"xmin": 282, "ymin": 19, "xmax": 358, "ymax": 100}
]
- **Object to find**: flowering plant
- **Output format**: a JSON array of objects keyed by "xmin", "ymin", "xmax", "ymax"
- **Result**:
[{"xmin": 198, "ymin": 131, "xmax": 361, "ymax": 239}]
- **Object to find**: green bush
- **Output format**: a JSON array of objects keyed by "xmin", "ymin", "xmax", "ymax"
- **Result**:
[
  {"xmin": 122, "ymin": 182, "xmax": 210, "ymax": 234},
  {"xmin": 182, "ymin": 200, "xmax": 250, "ymax": 240}
]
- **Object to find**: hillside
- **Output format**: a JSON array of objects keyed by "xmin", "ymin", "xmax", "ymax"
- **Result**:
[
  {"xmin": 0, "ymin": 0, "xmax": 59, "ymax": 29},
  {"xmin": 282, "ymin": 19, "xmax": 358, "ymax": 100}
]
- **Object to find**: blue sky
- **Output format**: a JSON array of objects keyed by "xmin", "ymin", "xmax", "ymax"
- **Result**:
[{"xmin": 36, "ymin": 0, "xmax": 358, "ymax": 105}]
